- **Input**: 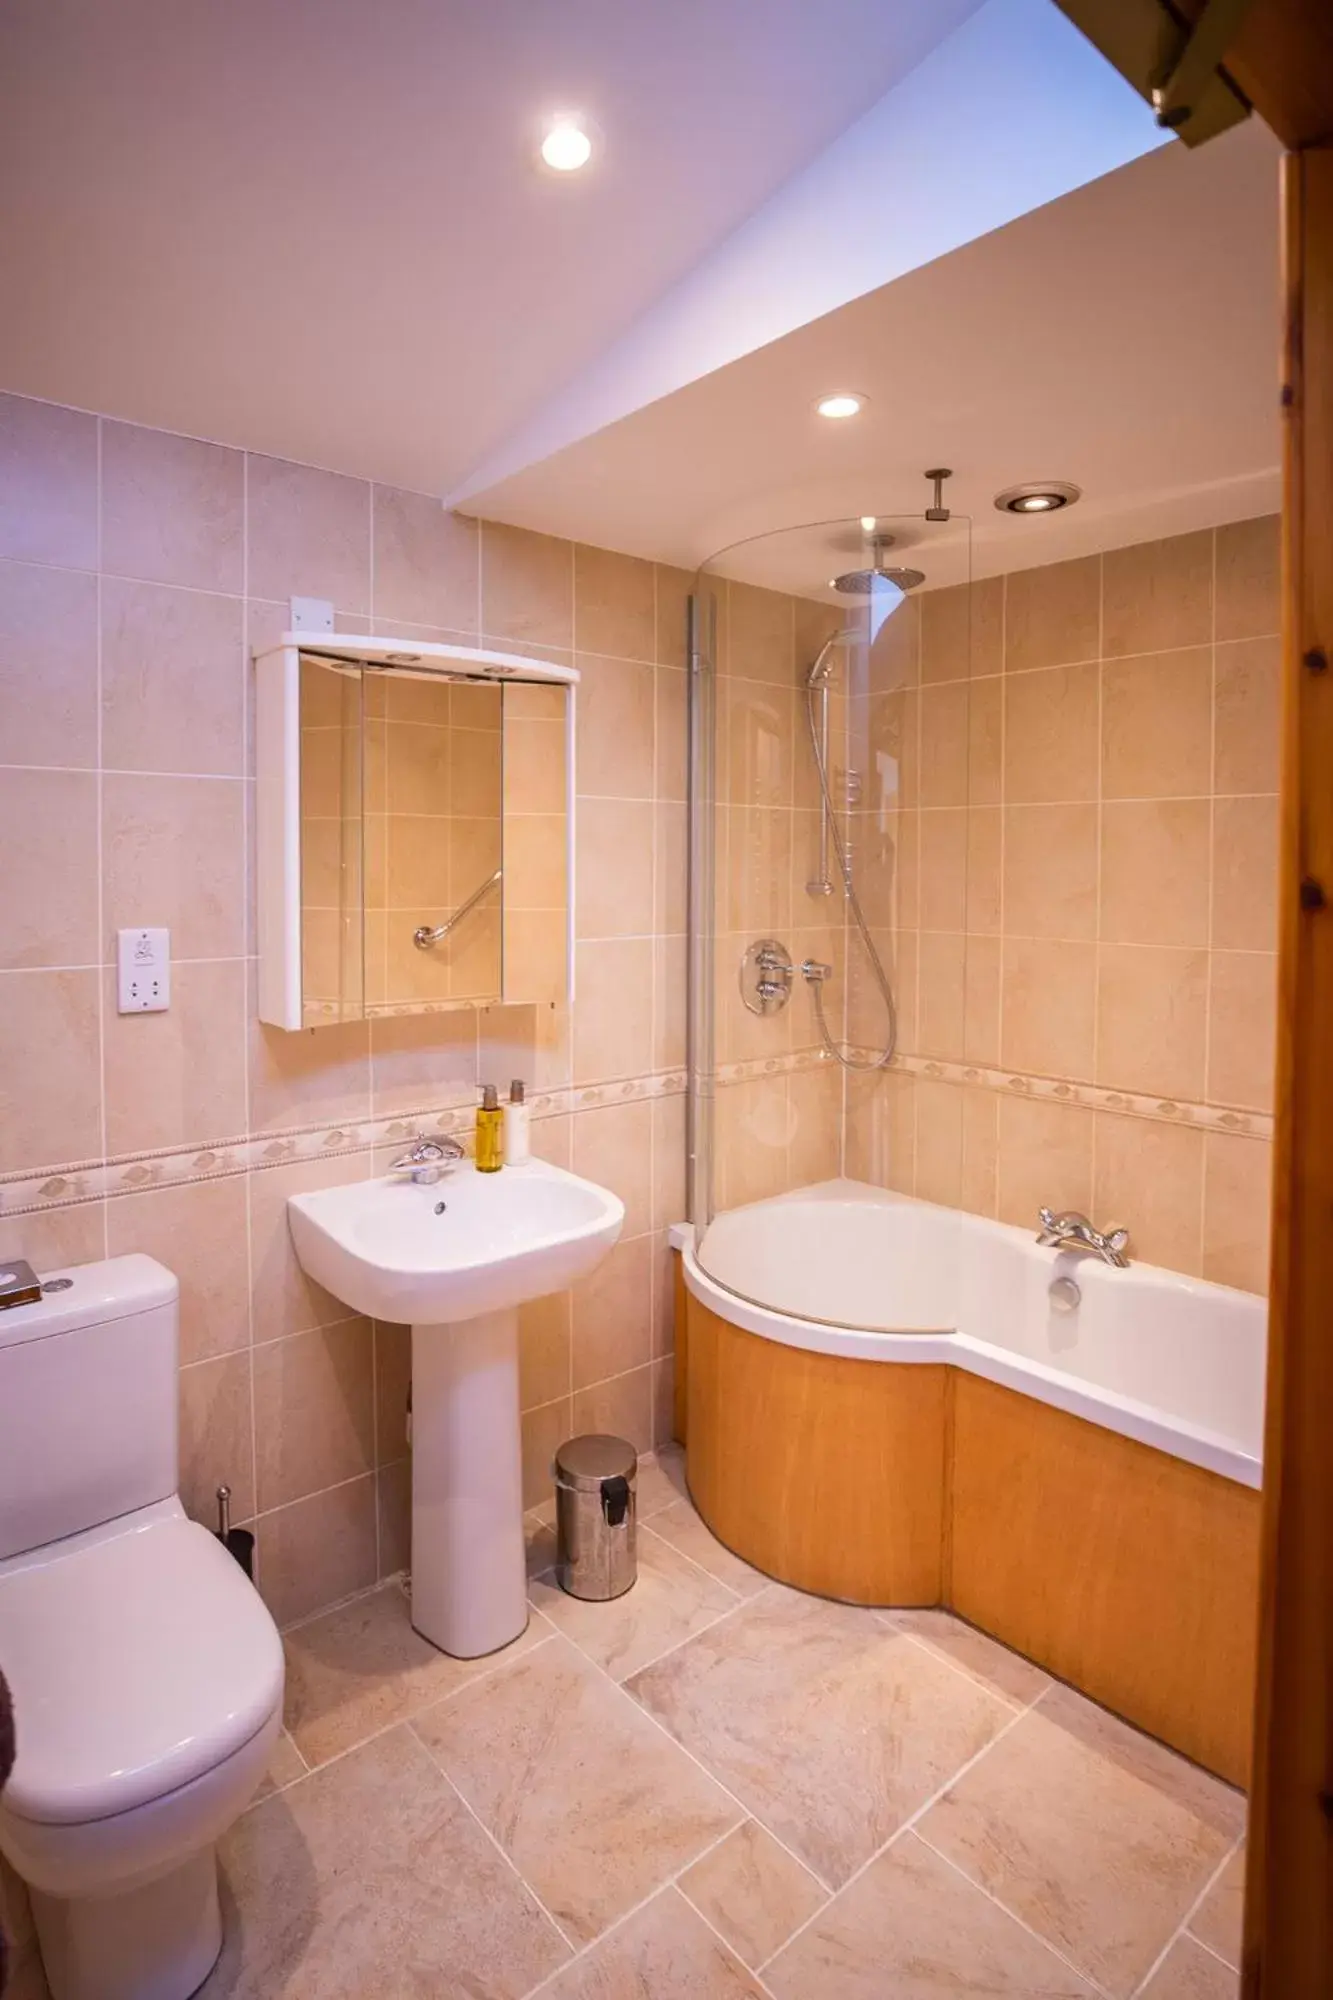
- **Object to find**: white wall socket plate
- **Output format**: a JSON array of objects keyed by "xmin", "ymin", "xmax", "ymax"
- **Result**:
[{"xmin": 117, "ymin": 928, "xmax": 170, "ymax": 1013}]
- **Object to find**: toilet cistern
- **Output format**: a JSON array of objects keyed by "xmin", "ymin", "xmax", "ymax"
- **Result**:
[{"xmin": 286, "ymin": 1158, "xmax": 623, "ymax": 1661}]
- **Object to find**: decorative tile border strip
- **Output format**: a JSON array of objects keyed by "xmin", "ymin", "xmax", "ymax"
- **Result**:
[
  {"xmin": 0, "ymin": 1069, "xmax": 688, "ymax": 1221},
  {"xmin": 714, "ymin": 1046, "xmax": 1273, "ymax": 1142}
]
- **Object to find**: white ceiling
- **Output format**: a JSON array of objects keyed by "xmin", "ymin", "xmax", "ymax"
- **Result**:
[
  {"xmin": 0, "ymin": 0, "xmax": 983, "ymax": 493},
  {"xmin": 463, "ymin": 116, "xmax": 1283, "ymax": 595}
]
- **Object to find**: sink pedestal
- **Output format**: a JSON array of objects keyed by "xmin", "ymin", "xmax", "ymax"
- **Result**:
[{"xmin": 410, "ymin": 1310, "xmax": 528, "ymax": 1659}]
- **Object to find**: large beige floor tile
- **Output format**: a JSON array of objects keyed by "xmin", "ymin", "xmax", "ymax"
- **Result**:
[
  {"xmin": 678, "ymin": 1819, "xmax": 826, "ymax": 1970},
  {"xmin": 411, "ymin": 1635, "xmax": 742, "ymax": 1946},
  {"xmin": 884, "ymin": 1607, "xmax": 1050, "ymax": 1708},
  {"xmin": 635, "ymin": 1444, "xmax": 690, "ymax": 1518},
  {"xmin": 202, "ymin": 1725, "xmax": 568, "ymax": 1998},
  {"xmin": 919, "ymin": 1683, "xmax": 1244, "ymax": 1999},
  {"xmin": 529, "ymin": 1527, "xmax": 740, "ymax": 1680},
  {"xmin": 283, "ymin": 1579, "xmax": 551, "ymax": 1766},
  {"xmin": 1188, "ymin": 1844, "xmax": 1245, "ymax": 1968},
  {"xmin": 765, "ymin": 1832, "xmax": 1098, "ymax": 1998},
  {"xmin": 535, "ymin": 1888, "xmax": 767, "ymax": 2000},
  {"xmin": 1141, "ymin": 1936, "xmax": 1240, "ymax": 1999},
  {"xmin": 647, "ymin": 1501, "xmax": 768, "ymax": 1598},
  {"xmin": 252, "ymin": 1731, "xmax": 307, "ymax": 1803},
  {"xmin": 628, "ymin": 1586, "xmax": 1014, "ymax": 1888}
]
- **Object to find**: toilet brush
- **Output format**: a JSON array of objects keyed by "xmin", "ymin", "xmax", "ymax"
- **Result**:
[{"xmin": 215, "ymin": 1484, "xmax": 256, "ymax": 1580}]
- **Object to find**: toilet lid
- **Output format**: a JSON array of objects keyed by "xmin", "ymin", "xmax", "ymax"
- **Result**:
[{"xmin": 0, "ymin": 1511, "xmax": 284, "ymax": 1826}]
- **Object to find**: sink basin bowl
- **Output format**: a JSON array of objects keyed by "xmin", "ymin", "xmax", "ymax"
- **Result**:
[{"xmin": 287, "ymin": 1157, "xmax": 624, "ymax": 1325}]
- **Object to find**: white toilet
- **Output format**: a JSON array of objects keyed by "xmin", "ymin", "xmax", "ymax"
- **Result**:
[{"xmin": 0, "ymin": 1255, "xmax": 284, "ymax": 2000}]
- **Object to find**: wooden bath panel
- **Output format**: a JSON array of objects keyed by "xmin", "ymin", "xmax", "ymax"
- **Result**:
[
  {"xmin": 684, "ymin": 1291, "xmax": 947, "ymax": 1605},
  {"xmin": 950, "ymin": 1373, "xmax": 1261, "ymax": 1788},
  {"xmin": 681, "ymin": 1268, "xmax": 1261, "ymax": 1783}
]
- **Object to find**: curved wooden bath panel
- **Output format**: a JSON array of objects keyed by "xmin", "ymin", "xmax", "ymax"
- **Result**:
[{"xmin": 682, "ymin": 1281, "xmax": 1261, "ymax": 1785}]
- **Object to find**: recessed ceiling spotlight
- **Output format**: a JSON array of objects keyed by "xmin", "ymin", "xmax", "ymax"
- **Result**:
[
  {"xmin": 994, "ymin": 480, "xmax": 1081, "ymax": 515},
  {"xmin": 540, "ymin": 114, "xmax": 594, "ymax": 172},
  {"xmin": 859, "ymin": 515, "xmax": 877, "ymax": 533},
  {"xmin": 816, "ymin": 392, "xmax": 866, "ymax": 420}
]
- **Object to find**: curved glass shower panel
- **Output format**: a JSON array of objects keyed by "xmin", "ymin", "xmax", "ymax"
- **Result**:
[{"xmin": 689, "ymin": 510, "xmax": 981, "ymax": 1330}]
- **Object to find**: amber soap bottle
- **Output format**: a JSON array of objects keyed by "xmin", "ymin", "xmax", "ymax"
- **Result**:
[{"xmin": 475, "ymin": 1083, "xmax": 504, "ymax": 1172}]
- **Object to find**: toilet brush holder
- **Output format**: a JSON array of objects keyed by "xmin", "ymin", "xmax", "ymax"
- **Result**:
[{"xmin": 215, "ymin": 1484, "xmax": 256, "ymax": 1580}]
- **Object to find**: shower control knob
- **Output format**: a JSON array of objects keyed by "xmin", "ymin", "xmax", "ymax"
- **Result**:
[{"xmin": 740, "ymin": 938, "xmax": 794, "ymax": 1015}]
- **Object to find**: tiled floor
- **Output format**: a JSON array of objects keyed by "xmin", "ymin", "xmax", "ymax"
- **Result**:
[{"xmin": 9, "ymin": 1447, "xmax": 1246, "ymax": 2000}]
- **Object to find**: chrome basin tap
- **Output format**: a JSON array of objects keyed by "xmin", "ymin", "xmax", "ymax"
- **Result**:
[
  {"xmin": 389, "ymin": 1136, "xmax": 464, "ymax": 1186},
  {"xmin": 1036, "ymin": 1207, "xmax": 1131, "ymax": 1268}
]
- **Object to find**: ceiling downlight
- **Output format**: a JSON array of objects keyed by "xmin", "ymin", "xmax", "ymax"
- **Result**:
[{"xmin": 994, "ymin": 480, "xmax": 1081, "ymax": 514}]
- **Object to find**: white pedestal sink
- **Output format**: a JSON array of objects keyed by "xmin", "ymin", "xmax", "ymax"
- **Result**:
[{"xmin": 286, "ymin": 1159, "xmax": 623, "ymax": 1658}]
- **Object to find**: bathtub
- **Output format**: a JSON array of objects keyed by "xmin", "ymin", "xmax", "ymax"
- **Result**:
[
  {"xmin": 680, "ymin": 1178, "xmax": 1266, "ymax": 1488},
  {"xmin": 673, "ymin": 1179, "xmax": 1266, "ymax": 1784}
]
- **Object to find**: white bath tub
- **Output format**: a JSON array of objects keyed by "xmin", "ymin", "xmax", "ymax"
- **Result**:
[{"xmin": 679, "ymin": 1179, "xmax": 1266, "ymax": 1488}]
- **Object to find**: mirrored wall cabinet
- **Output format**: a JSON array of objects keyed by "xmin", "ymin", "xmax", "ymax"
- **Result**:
[{"xmin": 255, "ymin": 633, "xmax": 576, "ymax": 1029}]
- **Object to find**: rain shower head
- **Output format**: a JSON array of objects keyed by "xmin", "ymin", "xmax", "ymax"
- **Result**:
[{"xmin": 828, "ymin": 533, "xmax": 925, "ymax": 599}]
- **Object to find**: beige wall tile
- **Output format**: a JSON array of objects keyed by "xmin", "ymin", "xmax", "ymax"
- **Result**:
[
  {"xmin": 573, "ymin": 938, "xmax": 654, "ymax": 1085},
  {"xmin": 103, "ymin": 958, "xmax": 247, "ymax": 1153},
  {"xmin": 1001, "ymin": 938, "xmax": 1097, "ymax": 1081},
  {"xmin": 1208, "ymin": 952, "xmax": 1277, "ymax": 1112},
  {"xmin": 0, "ymin": 393, "xmax": 98, "ymax": 568},
  {"xmin": 257, "ymin": 1474, "xmax": 378, "ymax": 1628},
  {"xmin": 1202, "ymin": 1133, "xmax": 1272, "ymax": 1295},
  {"xmin": 1099, "ymin": 800, "xmax": 1211, "ymax": 948},
  {"xmin": 102, "ymin": 421, "xmax": 243, "ymax": 593},
  {"xmin": 1003, "ymin": 804, "xmax": 1098, "ymax": 940},
  {"xmin": 575, "ymin": 797, "xmax": 655, "ymax": 937},
  {"xmin": 247, "ymin": 454, "xmax": 371, "ymax": 611},
  {"xmin": 0, "ymin": 1199, "xmax": 106, "ymax": 1272},
  {"xmin": 845, "ymin": 1071, "xmax": 915, "ymax": 1193},
  {"xmin": 576, "ymin": 652, "xmax": 655, "ymax": 798},
  {"xmin": 571, "ymin": 1098, "xmax": 654, "ymax": 1236},
  {"xmin": 519, "ymin": 1289, "xmax": 571, "ymax": 1412},
  {"xmin": 963, "ymin": 932, "xmax": 1002, "ymax": 1066},
  {"xmin": 959, "ymin": 1087, "xmax": 999, "ymax": 1218},
  {"xmin": 655, "ymin": 934, "xmax": 687, "ymax": 1072},
  {"xmin": 1212, "ymin": 795, "xmax": 1278, "ymax": 953},
  {"xmin": 915, "ymin": 1079, "xmax": 965, "ymax": 1207},
  {"xmin": 368, "ymin": 1009, "xmax": 476, "ymax": 1117},
  {"xmin": 373, "ymin": 1320, "xmax": 411, "ymax": 1462},
  {"xmin": 655, "ymin": 564, "xmax": 694, "ymax": 670},
  {"xmin": 1003, "ymin": 555, "xmax": 1100, "ymax": 673},
  {"xmin": 727, "ymin": 582, "xmax": 794, "ymax": 684},
  {"xmin": 1102, "ymin": 529, "xmax": 1212, "ymax": 656},
  {"xmin": 481, "ymin": 521, "xmax": 572, "ymax": 648},
  {"xmin": 920, "ymin": 576, "xmax": 1003, "ymax": 682},
  {"xmin": 247, "ymin": 1151, "xmax": 372, "ymax": 1344},
  {"xmin": 1101, "ymin": 649, "xmax": 1212, "ymax": 799},
  {"xmin": 967, "ymin": 673, "xmax": 1002, "ymax": 806},
  {"xmin": 372, "ymin": 488, "xmax": 477, "ymax": 630},
  {"xmin": 574, "ymin": 544, "xmax": 655, "ymax": 661},
  {"xmin": 919, "ymin": 682, "xmax": 970, "ymax": 808},
  {"xmin": 179, "ymin": 1349, "xmax": 254, "ymax": 1524},
  {"xmin": 655, "ymin": 799, "xmax": 687, "ymax": 937},
  {"xmin": 655, "ymin": 665, "xmax": 687, "ymax": 802},
  {"xmin": 247, "ymin": 989, "xmax": 371, "ymax": 1134},
  {"xmin": 786, "ymin": 1066, "xmax": 841, "ymax": 1188},
  {"xmin": 0, "ymin": 968, "xmax": 101, "ymax": 1171},
  {"xmin": 103, "ymin": 772, "xmax": 245, "ymax": 960},
  {"xmin": 101, "ymin": 577, "xmax": 244, "ymax": 776},
  {"xmin": 1093, "ymin": 1113, "xmax": 1204, "ymax": 1275},
  {"xmin": 965, "ymin": 807, "xmax": 1002, "ymax": 935},
  {"xmin": 917, "ymin": 930, "xmax": 966, "ymax": 1061},
  {"xmin": 1215, "ymin": 515, "xmax": 1279, "ymax": 642},
  {"xmin": 1095, "ymin": 945, "xmax": 1208, "ymax": 1101},
  {"xmin": 996, "ymin": 1096, "xmax": 1095, "ymax": 1230},
  {"xmin": 0, "ymin": 768, "xmax": 98, "ymax": 967},
  {"xmin": 919, "ymin": 809, "xmax": 968, "ymax": 932},
  {"xmin": 253, "ymin": 1318, "xmax": 375, "ymax": 1511},
  {"xmin": 0, "ymin": 559, "xmax": 99, "ymax": 767},
  {"xmin": 107, "ymin": 1176, "xmax": 250, "ymax": 1363},
  {"xmin": 1215, "ymin": 636, "xmax": 1280, "ymax": 795},
  {"xmin": 572, "ymin": 1233, "xmax": 653, "ymax": 1390},
  {"xmin": 1003, "ymin": 663, "xmax": 1099, "ymax": 804},
  {"xmin": 521, "ymin": 1395, "xmax": 572, "ymax": 1510},
  {"xmin": 572, "ymin": 1364, "xmax": 654, "ymax": 1456}
]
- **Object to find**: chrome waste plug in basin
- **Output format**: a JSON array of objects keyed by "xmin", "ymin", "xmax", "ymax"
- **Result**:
[{"xmin": 555, "ymin": 1435, "xmax": 637, "ymax": 1601}]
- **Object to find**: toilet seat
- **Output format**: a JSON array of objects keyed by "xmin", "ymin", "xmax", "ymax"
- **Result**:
[{"xmin": 0, "ymin": 1498, "xmax": 283, "ymax": 1832}]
